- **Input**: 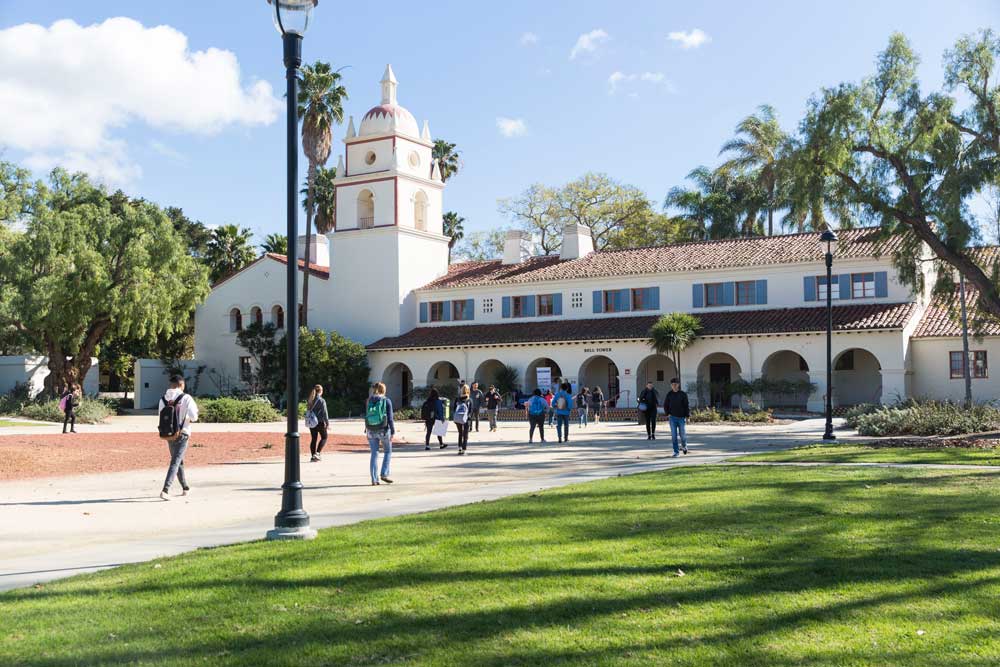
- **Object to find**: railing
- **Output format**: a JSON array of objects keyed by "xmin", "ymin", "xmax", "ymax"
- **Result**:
[{"xmin": 358, "ymin": 216, "xmax": 374, "ymax": 229}]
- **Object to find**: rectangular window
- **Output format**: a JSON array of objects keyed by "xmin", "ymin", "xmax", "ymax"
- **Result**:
[
  {"xmin": 429, "ymin": 301, "xmax": 445, "ymax": 322},
  {"xmin": 816, "ymin": 275, "xmax": 841, "ymax": 301},
  {"xmin": 736, "ymin": 281, "xmax": 757, "ymax": 305},
  {"xmin": 603, "ymin": 291, "xmax": 617, "ymax": 313},
  {"xmin": 537, "ymin": 294, "xmax": 555, "ymax": 316},
  {"xmin": 571, "ymin": 292, "xmax": 584, "ymax": 309},
  {"xmin": 239, "ymin": 356, "xmax": 252, "ymax": 383},
  {"xmin": 631, "ymin": 288, "xmax": 658, "ymax": 311},
  {"xmin": 452, "ymin": 300, "xmax": 469, "ymax": 321},
  {"xmin": 704, "ymin": 283, "xmax": 725, "ymax": 307},
  {"xmin": 852, "ymin": 272, "xmax": 876, "ymax": 299},
  {"xmin": 512, "ymin": 296, "xmax": 527, "ymax": 318},
  {"xmin": 951, "ymin": 351, "xmax": 988, "ymax": 379},
  {"xmin": 482, "ymin": 298, "xmax": 494, "ymax": 314},
  {"xmin": 656, "ymin": 370, "xmax": 665, "ymax": 382}
]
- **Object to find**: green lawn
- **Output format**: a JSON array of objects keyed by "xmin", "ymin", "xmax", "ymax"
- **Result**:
[
  {"xmin": 4, "ymin": 465, "xmax": 1000, "ymax": 666},
  {"xmin": 733, "ymin": 443, "xmax": 1000, "ymax": 465},
  {"xmin": 0, "ymin": 419, "xmax": 43, "ymax": 427}
]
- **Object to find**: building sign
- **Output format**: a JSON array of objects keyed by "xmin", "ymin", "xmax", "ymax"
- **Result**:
[
  {"xmin": 536, "ymin": 367, "xmax": 552, "ymax": 392},
  {"xmin": 583, "ymin": 347, "xmax": 612, "ymax": 353}
]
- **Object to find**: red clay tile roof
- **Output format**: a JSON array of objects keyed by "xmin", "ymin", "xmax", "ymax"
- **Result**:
[
  {"xmin": 422, "ymin": 228, "xmax": 902, "ymax": 291},
  {"xmin": 368, "ymin": 302, "xmax": 916, "ymax": 350},
  {"xmin": 265, "ymin": 253, "xmax": 330, "ymax": 279},
  {"xmin": 913, "ymin": 285, "xmax": 1000, "ymax": 337}
]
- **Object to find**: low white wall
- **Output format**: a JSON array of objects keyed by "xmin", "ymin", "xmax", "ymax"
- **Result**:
[
  {"xmin": 134, "ymin": 360, "xmax": 209, "ymax": 410},
  {"xmin": 0, "ymin": 356, "xmax": 99, "ymax": 398}
]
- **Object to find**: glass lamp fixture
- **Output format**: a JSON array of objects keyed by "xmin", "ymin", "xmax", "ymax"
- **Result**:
[
  {"xmin": 268, "ymin": 0, "xmax": 318, "ymax": 36},
  {"xmin": 820, "ymin": 228, "xmax": 838, "ymax": 255}
]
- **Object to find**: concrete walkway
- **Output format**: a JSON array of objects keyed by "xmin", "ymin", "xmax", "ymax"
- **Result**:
[{"xmin": 0, "ymin": 417, "xmax": 849, "ymax": 592}]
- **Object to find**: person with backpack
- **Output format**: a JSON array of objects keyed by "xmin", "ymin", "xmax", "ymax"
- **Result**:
[
  {"xmin": 590, "ymin": 387, "xmax": 604, "ymax": 425},
  {"xmin": 525, "ymin": 388, "xmax": 548, "ymax": 443},
  {"xmin": 543, "ymin": 389, "xmax": 555, "ymax": 426},
  {"xmin": 552, "ymin": 382, "xmax": 574, "ymax": 443},
  {"xmin": 576, "ymin": 386, "xmax": 590, "ymax": 427},
  {"xmin": 664, "ymin": 378, "xmax": 691, "ymax": 457},
  {"xmin": 469, "ymin": 381, "xmax": 485, "ymax": 432},
  {"xmin": 421, "ymin": 388, "xmax": 446, "ymax": 450},
  {"xmin": 638, "ymin": 380, "xmax": 661, "ymax": 441},
  {"xmin": 60, "ymin": 383, "xmax": 81, "ymax": 434},
  {"xmin": 453, "ymin": 386, "xmax": 472, "ymax": 455},
  {"xmin": 157, "ymin": 375, "xmax": 199, "ymax": 500},
  {"xmin": 305, "ymin": 384, "xmax": 329, "ymax": 462},
  {"xmin": 365, "ymin": 382, "xmax": 395, "ymax": 484},
  {"xmin": 485, "ymin": 385, "xmax": 502, "ymax": 432}
]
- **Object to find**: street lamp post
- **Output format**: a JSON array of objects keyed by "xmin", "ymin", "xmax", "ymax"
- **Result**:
[
  {"xmin": 956, "ymin": 270, "xmax": 973, "ymax": 408},
  {"xmin": 820, "ymin": 229, "xmax": 838, "ymax": 441},
  {"xmin": 266, "ymin": 0, "xmax": 318, "ymax": 541}
]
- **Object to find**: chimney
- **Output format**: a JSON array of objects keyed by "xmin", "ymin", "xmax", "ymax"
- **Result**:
[
  {"xmin": 296, "ymin": 233, "xmax": 330, "ymax": 268},
  {"xmin": 502, "ymin": 229, "xmax": 530, "ymax": 265},
  {"xmin": 559, "ymin": 223, "xmax": 594, "ymax": 261}
]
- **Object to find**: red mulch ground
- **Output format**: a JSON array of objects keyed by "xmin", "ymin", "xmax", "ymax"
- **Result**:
[{"xmin": 0, "ymin": 431, "xmax": 412, "ymax": 481}]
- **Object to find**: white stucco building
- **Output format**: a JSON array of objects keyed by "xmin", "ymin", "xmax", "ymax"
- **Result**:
[{"xmin": 170, "ymin": 64, "xmax": 998, "ymax": 414}]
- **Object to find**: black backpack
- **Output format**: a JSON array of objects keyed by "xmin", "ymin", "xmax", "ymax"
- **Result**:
[
  {"xmin": 158, "ymin": 393, "xmax": 184, "ymax": 439},
  {"xmin": 420, "ymin": 400, "xmax": 434, "ymax": 421}
]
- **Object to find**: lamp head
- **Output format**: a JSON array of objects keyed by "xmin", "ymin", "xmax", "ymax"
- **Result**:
[
  {"xmin": 819, "ymin": 228, "xmax": 838, "ymax": 254},
  {"xmin": 268, "ymin": 0, "xmax": 317, "ymax": 36}
]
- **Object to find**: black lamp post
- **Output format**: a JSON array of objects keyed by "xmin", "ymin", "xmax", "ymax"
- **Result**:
[
  {"xmin": 956, "ymin": 270, "xmax": 973, "ymax": 408},
  {"xmin": 820, "ymin": 229, "xmax": 838, "ymax": 441},
  {"xmin": 266, "ymin": 0, "xmax": 318, "ymax": 541}
]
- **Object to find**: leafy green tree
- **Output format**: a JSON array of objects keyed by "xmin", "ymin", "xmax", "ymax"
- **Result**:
[
  {"xmin": 493, "ymin": 364, "xmax": 520, "ymax": 399},
  {"xmin": 432, "ymin": 139, "xmax": 461, "ymax": 182},
  {"xmin": 205, "ymin": 224, "xmax": 256, "ymax": 284},
  {"xmin": 718, "ymin": 105, "xmax": 788, "ymax": 236},
  {"xmin": 164, "ymin": 207, "xmax": 212, "ymax": 259},
  {"xmin": 456, "ymin": 228, "xmax": 507, "ymax": 261},
  {"xmin": 665, "ymin": 166, "xmax": 760, "ymax": 239},
  {"xmin": 553, "ymin": 172, "xmax": 655, "ymax": 249},
  {"xmin": 605, "ymin": 211, "xmax": 698, "ymax": 249},
  {"xmin": 236, "ymin": 321, "xmax": 282, "ymax": 395},
  {"xmin": 0, "ymin": 166, "xmax": 210, "ymax": 393},
  {"xmin": 792, "ymin": 30, "xmax": 1000, "ymax": 318},
  {"xmin": 498, "ymin": 183, "xmax": 562, "ymax": 254},
  {"xmin": 442, "ymin": 211, "xmax": 465, "ymax": 264},
  {"xmin": 648, "ymin": 313, "xmax": 701, "ymax": 377},
  {"xmin": 298, "ymin": 62, "xmax": 347, "ymax": 326},
  {"xmin": 260, "ymin": 233, "xmax": 288, "ymax": 256}
]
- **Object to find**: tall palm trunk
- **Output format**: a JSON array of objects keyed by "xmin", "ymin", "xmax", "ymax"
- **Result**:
[{"xmin": 302, "ymin": 163, "xmax": 316, "ymax": 327}]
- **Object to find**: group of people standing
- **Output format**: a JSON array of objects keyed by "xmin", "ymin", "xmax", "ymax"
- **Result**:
[{"xmin": 419, "ymin": 381, "xmax": 502, "ymax": 455}]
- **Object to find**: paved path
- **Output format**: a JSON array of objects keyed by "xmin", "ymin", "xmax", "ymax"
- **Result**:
[{"xmin": 0, "ymin": 418, "xmax": 848, "ymax": 593}]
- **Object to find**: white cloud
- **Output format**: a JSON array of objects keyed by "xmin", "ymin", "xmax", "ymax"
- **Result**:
[
  {"xmin": 608, "ymin": 71, "xmax": 673, "ymax": 95},
  {"xmin": 569, "ymin": 28, "xmax": 609, "ymax": 60},
  {"xmin": 496, "ymin": 117, "xmax": 527, "ymax": 138},
  {"xmin": 149, "ymin": 140, "xmax": 186, "ymax": 163},
  {"xmin": 0, "ymin": 17, "xmax": 280, "ymax": 185},
  {"xmin": 520, "ymin": 32, "xmax": 539, "ymax": 46},
  {"xmin": 668, "ymin": 28, "xmax": 711, "ymax": 49}
]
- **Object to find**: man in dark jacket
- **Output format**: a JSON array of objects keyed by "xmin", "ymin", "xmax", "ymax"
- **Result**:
[
  {"xmin": 663, "ymin": 378, "xmax": 690, "ymax": 456},
  {"xmin": 637, "ymin": 381, "xmax": 660, "ymax": 440},
  {"xmin": 469, "ymin": 382, "xmax": 485, "ymax": 432}
]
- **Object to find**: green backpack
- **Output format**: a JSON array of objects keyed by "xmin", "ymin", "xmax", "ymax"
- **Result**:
[{"xmin": 366, "ymin": 397, "xmax": 388, "ymax": 431}]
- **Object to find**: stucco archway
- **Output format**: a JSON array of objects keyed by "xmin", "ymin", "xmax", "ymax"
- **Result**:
[
  {"xmin": 833, "ymin": 348, "xmax": 882, "ymax": 407},
  {"xmin": 474, "ymin": 359, "xmax": 506, "ymax": 389},
  {"xmin": 525, "ymin": 357, "xmax": 563, "ymax": 394},
  {"xmin": 760, "ymin": 350, "xmax": 811, "ymax": 410},
  {"xmin": 579, "ymin": 355, "xmax": 621, "ymax": 406},
  {"xmin": 382, "ymin": 362, "xmax": 413, "ymax": 408},
  {"xmin": 636, "ymin": 354, "xmax": 678, "ymax": 405},
  {"xmin": 357, "ymin": 189, "xmax": 375, "ymax": 228},
  {"xmin": 696, "ymin": 352, "xmax": 743, "ymax": 408}
]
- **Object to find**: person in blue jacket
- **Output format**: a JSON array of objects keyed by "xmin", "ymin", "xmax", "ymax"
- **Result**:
[
  {"xmin": 421, "ymin": 388, "xmax": 446, "ymax": 450},
  {"xmin": 552, "ymin": 382, "xmax": 574, "ymax": 443}
]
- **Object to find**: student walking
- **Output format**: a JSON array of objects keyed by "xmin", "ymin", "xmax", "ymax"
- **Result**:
[
  {"xmin": 590, "ymin": 387, "xmax": 604, "ymax": 425},
  {"xmin": 526, "ymin": 388, "xmax": 548, "ymax": 443},
  {"xmin": 469, "ymin": 381, "xmax": 484, "ymax": 433},
  {"xmin": 638, "ymin": 381, "xmax": 661, "ymax": 440},
  {"xmin": 552, "ymin": 382, "xmax": 573, "ymax": 443},
  {"xmin": 157, "ymin": 375, "xmax": 199, "ymax": 500},
  {"xmin": 305, "ymin": 384, "xmax": 329, "ymax": 462},
  {"xmin": 60, "ymin": 384, "xmax": 80, "ymax": 434},
  {"xmin": 544, "ymin": 389, "xmax": 555, "ymax": 426},
  {"xmin": 485, "ymin": 385, "xmax": 502, "ymax": 432},
  {"xmin": 421, "ymin": 388, "xmax": 446, "ymax": 450},
  {"xmin": 664, "ymin": 378, "xmax": 690, "ymax": 457},
  {"xmin": 576, "ymin": 387, "xmax": 590, "ymax": 427},
  {"xmin": 365, "ymin": 382, "xmax": 396, "ymax": 484},
  {"xmin": 453, "ymin": 386, "xmax": 472, "ymax": 454}
]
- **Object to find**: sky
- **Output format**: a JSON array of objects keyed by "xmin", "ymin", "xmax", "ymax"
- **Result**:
[{"xmin": 0, "ymin": 0, "xmax": 996, "ymax": 245}]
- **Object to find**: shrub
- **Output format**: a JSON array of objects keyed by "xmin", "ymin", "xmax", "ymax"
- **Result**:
[
  {"xmin": 725, "ymin": 409, "xmax": 773, "ymax": 423},
  {"xmin": 200, "ymin": 397, "xmax": 281, "ymax": 423},
  {"xmin": 689, "ymin": 407, "xmax": 722, "ymax": 423},
  {"xmin": 853, "ymin": 401, "xmax": 1000, "ymax": 437},
  {"xmin": 21, "ymin": 398, "xmax": 111, "ymax": 424},
  {"xmin": 843, "ymin": 403, "xmax": 880, "ymax": 428},
  {"xmin": 0, "ymin": 383, "xmax": 31, "ymax": 416},
  {"xmin": 394, "ymin": 406, "xmax": 420, "ymax": 421}
]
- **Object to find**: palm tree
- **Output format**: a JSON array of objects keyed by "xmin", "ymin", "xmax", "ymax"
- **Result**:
[
  {"xmin": 260, "ymin": 233, "xmax": 287, "ymax": 256},
  {"xmin": 432, "ymin": 139, "xmax": 461, "ymax": 182},
  {"xmin": 665, "ymin": 167, "xmax": 748, "ymax": 239},
  {"xmin": 298, "ymin": 61, "xmax": 347, "ymax": 326},
  {"xmin": 718, "ymin": 105, "xmax": 787, "ymax": 236},
  {"xmin": 648, "ymin": 313, "xmax": 701, "ymax": 378},
  {"xmin": 311, "ymin": 166, "xmax": 337, "ymax": 234},
  {"xmin": 205, "ymin": 224, "xmax": 256, "ymax": 283},
  {"xmin": 442, "ymin": 211, "xmax": 465, "ymax": 264}
]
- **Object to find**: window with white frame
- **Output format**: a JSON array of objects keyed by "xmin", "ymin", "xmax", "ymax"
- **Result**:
[
  {"xmin": 571, "ymin": 291, "xmax": 584, "ymax": 309},
  {"xmin": 482, "ymin": 297, "xmax": 494, "ymax": 314},
  {"xmin": 816, "ymin": 275, "xmax": 841, "ymax": 301}
]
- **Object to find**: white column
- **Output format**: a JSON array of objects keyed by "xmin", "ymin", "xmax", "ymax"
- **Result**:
[
  {"xmin": 879, "ymin": 369, "xmax": 907, "ymax": 405},
  {"xmin": 808, "ymin": 375, "xmax": 827, "ymax": 413}
]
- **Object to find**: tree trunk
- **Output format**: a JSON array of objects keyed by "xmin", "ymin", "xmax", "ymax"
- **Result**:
[
  {"xmin": 768, "ymin": 208, "xmax": 773, "ymax": 237},
  {"xmin": 302, "ymin": 164, "xmax": 316, "ymax": 328}
]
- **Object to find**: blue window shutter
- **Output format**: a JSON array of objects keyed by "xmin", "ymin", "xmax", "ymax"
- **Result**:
[
  {"xmin": 502, "ymin": 296, "xmax": 511, "ymax": 318},
  {"xmin": 839, "ymin": 274, "xmax": 852, "ymax": 300},
  {"xmin": 875, "ymin": 271, "xmax": 888, "ymax": 298},
  {"xmin": 619, "ymin": 288, "xmax": 632, "ymax": 312},
  {"xmin": 419, "ymin": 302, "xmax": 428, "ymax": 323},
  {"xmin": 692, "ymin": 284, "xmax": 704, "ymax": 308},
  {"xmin": 465, "ymin": 298, "xmax": 474, "ymax": 321},
  {"xmin": 553, "ymin": 293, "xmax": 562, "ymax": 316},
  {"xmin": 593, "ymin": 290, "xmax": 603, "ymax": 313},
  {"xmin": 723, "ymin": 282, "xmax": 735, "ymax": 306},
  {"xmin": 524, "ymin": 295, "xmax": 536, "ymax": 317},
  {"xmin": 804, "ymin": 276, "xmax": 816, "ymax": 302},
  {"xmin": 441, "ymin": 300, "xmax": 451, "ymax": 322},
  {"xmin": 756, "ymin": 280, "xmax": 767, "ymax": 305},
  {"xmin": 651, "ymin": 286, "xmax": 660, "ymax": 310}
]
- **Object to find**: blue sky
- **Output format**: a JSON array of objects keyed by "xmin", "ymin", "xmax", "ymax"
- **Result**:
[{"xmin": 0, "ymin": 0, "xmax": 996, "ymax": 244}]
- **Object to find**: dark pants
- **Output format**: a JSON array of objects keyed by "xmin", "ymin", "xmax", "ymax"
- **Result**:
[
  {"xmin": 163, "ymin": 434, "xmax": 190, "ymax": 492},
  {"xmin": 62, "ymin": 408, "xmax": 76, "ymax": 433},
  {"xmin": 309, "ymin": 423, "xmax": 328, "ymax": 455},
  {"xmin": 457, "ymin": 421, "xmax": 470, "ymax": 450},
  {"xmin": 471, "ymin": 407, "xmax": 480, "ymax": 431},
  {"xmin": 529, "ymin": 414, "xmax": 545, "ymax": 442},
  {"xmin": 644, "ymin": 410, "xmax": 657, "ymax": 437},
  {"xmin": 424, "ymin": 419, "xmax": 443, "ymax": 446},
  {"xmin": 556, "ymin": 414, "xmax": 570, "ymax": 441}
]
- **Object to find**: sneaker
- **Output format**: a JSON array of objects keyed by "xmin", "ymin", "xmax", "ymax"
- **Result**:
[
  {"xmin": 458, "ymin": 450, "xmax": 464, "ymax": 456},
  {"xmin": 371, "ymin": 480, "xmax": 379, "ymax": 486},
  {"xmin": 425, "ymin": 446, "xmax": 431, "ymax": 451},
  {"xmin": 672, "ymin": 452, "xmax": 679, "ymax": 457},
  {"xmin": 380, "ymin": 476, "xmax": 394, "ymax": 484},
  {"xmin": 181, "ymin": 488, "xmax": 190, "ymax": 496},
  {"xmin": 439, "ymin": 443, "xmax": 448, "ymax": 449},
  {"xmin": 159, "ymin": 491, "xmax": 170, "ymax": 501},
  {"xmin": 310, "ymin": 455, "xmax": 318, "ymax": 462},
  {"xmin": 682, "ymin": 447, "xmax": 688, "ymax": 455}
]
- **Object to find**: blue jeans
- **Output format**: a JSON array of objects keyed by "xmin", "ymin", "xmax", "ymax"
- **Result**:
[
  {"xmin": 547, "ymin": 407, "xmax": 554, "ymax": 425},
  {"xmin": 578, "ymin": 407, "xmax": 588, "ymax": 426},
  {"xmin": 555, "ymin": 414, "xmax": 570, "ymax": 440},
  {"xmin": 367, "ymin": 430, "xmax": 392, "ymax": 482},
  {"xmin": 669, "ymin": 416, "xmax": 687, "ymax": 454},
  {"xmin": 162, "ymin": 433, "xmax": 189, "ymax": 492}
]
